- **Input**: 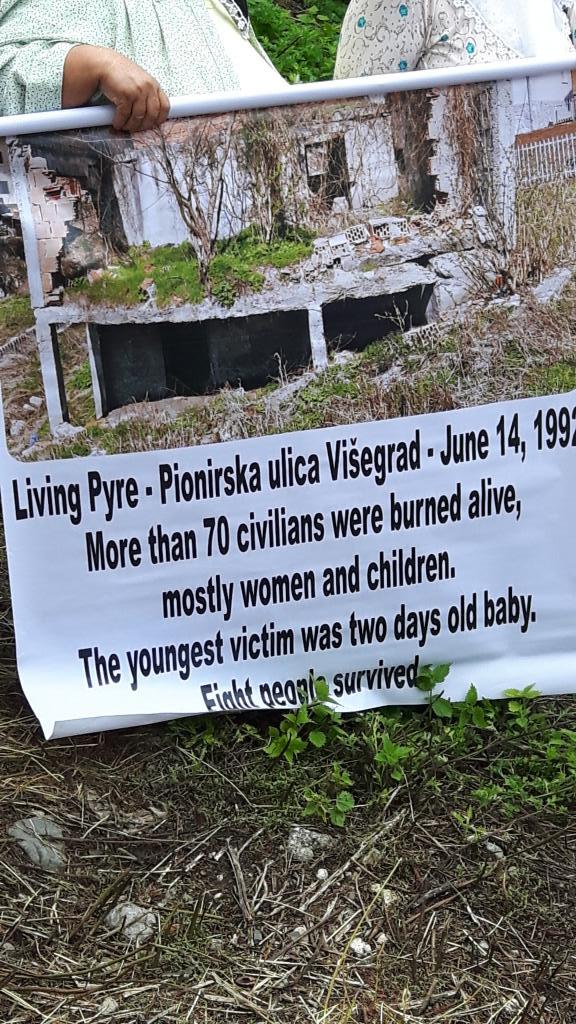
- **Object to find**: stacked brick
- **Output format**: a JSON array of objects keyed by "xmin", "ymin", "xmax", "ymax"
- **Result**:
[
  {"xmin": 26, "ymin": 157, "xmax": 82, "ymax": 297},
  {"xmin": 313, "ymin": 216, "xmax": 412, "ymax": 269}
]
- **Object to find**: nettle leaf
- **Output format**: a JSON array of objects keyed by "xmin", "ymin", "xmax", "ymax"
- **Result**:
[
  {"xmin": 335, "ymin": 767, "xmax": 353, "ymax": 787},
  {"xmin": 504, "ymin": 685, "xmax": 540, "ymax": 700},
  {"xmin": 296, "ymin": 704, "xmax": 310, "ymax": 726},
  {"xmin": 465, "ymin": 684, "xmax": 479, "ymax": 705},
  {"xmin": 472, "ymin": 706, "xmax": 487, "ymax": 728},
  {"xmin": 285, "ymin": 736, "xmax": 307, "ymax": 763},
  {"xmin": 431, "ymin": 664, "xmax": 451, "ymax": 685},
  {"xmin": 416, "ymin": 671, "xmax": 437, "ymax": 693},
  {"xmin": 313, "ymin": 703, "xmax": 332, "ymax": 721},
  {"xmin": 507, "ymin": 700, "xmax": 523, "ymax": 714},
  {"xmin": 309, "ymin": 729, "xmax": 327, "ymax": 749},
  {"xmin": 335, "ymin": 791, "xmax": 355, "ymax": 812},
  {"xmin": 314, "ymin": 678, "xmax": 330, "ymax": 702},
  {"xmin": 432, "ymin": 697, "xmax": 454, "ymax": 719},
  {"xmin": 264, "ymin": 737, "xmax": 286, "ymax": 759}
]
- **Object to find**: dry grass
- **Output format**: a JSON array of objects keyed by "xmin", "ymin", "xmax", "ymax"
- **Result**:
[
  {"xmin": 515, "ymin": 182, "xmax": 576, "ymax": 285},
  {"xmin": 0, "ymin": 616, "xmax": 574, "ymax": 1024}
]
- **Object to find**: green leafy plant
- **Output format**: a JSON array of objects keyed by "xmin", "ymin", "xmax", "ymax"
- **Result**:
[
  {"xmin": 504, "ymin": 685, "xmax": 541, "ymax": 730},
  {"xmin": 264, "ymin": 677, "xmax": 346, "ymax": 764},
  {"xmin": 416, "ymin": 663, "xmax": 453, "ymax": 718},
  {"xmin": 250, "ymin": 0, "xmax": 347, "ymax": 83},
  {"xmin": 303, "ymin": 762, "xmax": 356, "ymax": 826}
]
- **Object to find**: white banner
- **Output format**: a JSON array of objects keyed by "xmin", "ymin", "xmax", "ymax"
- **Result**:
[{"xmin": 2, "ymin": 390, "xmax": 576, "ymax": 738}]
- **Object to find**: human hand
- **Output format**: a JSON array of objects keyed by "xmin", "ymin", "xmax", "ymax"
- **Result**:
[
  {"xmin": 63, "ymin": 46, "xmax": 170, "ymax": 132},
  {"xmin": 98, "ymin": 50, "xmax": 170, "ymax": 131}
]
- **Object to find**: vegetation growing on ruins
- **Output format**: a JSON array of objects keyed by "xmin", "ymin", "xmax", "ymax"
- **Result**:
[{"xmin": 73, "ymin": 228, "xmax": 315, "ymax": 309}]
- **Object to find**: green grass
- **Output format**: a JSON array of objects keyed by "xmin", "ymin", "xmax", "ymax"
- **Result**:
[
  {"xmin": 75, "ymin": 230, "xmax": 314, "ymax": 309},
  {"xmin": 72, "ymin": 242, "xmax": 203, "ymax": 307},
  {"xmin": 527, "ymin": 360, "xmax": 576, "ymax": 396},
  {"xmin": 68, "ymin": 360, "xmax": 92, "ymax": 393},
  {"xmin": 149, "ymin": 243, "xmax": 205, "ymax": 305},
  {"xmin": 516, "ymin": 181, "xmax": 576, "ymax": 281},
  {"xmin": 0, "ymin": 295, "xmax": 33, "ymax": 342}
]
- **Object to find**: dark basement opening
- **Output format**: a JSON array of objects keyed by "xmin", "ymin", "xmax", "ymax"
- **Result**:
[
  {"xmin": 95, "ymin": 309, "xmax": 311, "ymax": 413},
  {"xmin": 322, "ymin": 284, "xmax": 434, "ymax": 352}
]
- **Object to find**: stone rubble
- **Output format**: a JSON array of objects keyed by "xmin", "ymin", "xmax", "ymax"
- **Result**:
[
  {"xmin": 8, "ymin": 816, "xmax": 67, "ymax": 873},
  {"xmin": 350, "ymin": 937, "xmax": 373, "ymax": 958},
  {"xmin": 287, "ymin": 825, "xmax": 334, "ymax": 863},
  {"xmin": 105, "ymin": 902, "xmax": 157, "ymax": 946}
]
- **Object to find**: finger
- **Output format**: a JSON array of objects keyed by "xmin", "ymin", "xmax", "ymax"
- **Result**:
[
  {"xmin": 126, "ymin": 91, "xmax": 148, "ymax": 133},
  {"xmin": 142, "ymin": 87, "xmax": 161, "ymax": 130},
  {"xmin": 157, "ymin": 88, "xmax": 170, "ymax": 124},
  {"xmin": 112, "ymin": 95, "xmax": 134, "ymax": 132}
]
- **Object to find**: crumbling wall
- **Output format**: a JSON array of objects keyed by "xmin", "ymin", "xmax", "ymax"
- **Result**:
[
  {"xmin": 388, "ymin": 90, "xmax": 435, "ymax": 210},
  {"xmin": 16, "ymin": 151, "xmax": 106, "ymax": 299},
  {"xmin": 110, "ymin": 103, "xmax": 398, "ymax": 251}
]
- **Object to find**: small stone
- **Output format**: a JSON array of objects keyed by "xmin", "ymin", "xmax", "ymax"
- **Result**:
[
  {"xmin": 22, "ymin": 403, "xmax": 35, "ymax": 413},
  {"xmin": 28, "ymin": 396, "xmax": 43, "ymax": 410},
  {"xmin": 370, "ymin": 884, "xmax": 398, "ymax": 907},
  {"xmin": 287, "ymin": 826, "xmax": 334, "ymax": 863},
  {"xmin": 291, "ymin": 925, "xmax": 309, "ymax": 943},
  {"xmin": 9, "ymin": 816, "xmax": 66, "ymax": 873},
  {"xmin": 533, "ymin": 268, "xmax": 572, "ymax": 305},
  {"xmin": 252, "ymin": 929, "xmax": 263, "ymax": 944},
  {"xmin": 350, "ymin": 937, "xmax": 372, "ymax": 958},
  {"xmin": 9, "ymin": 419, "xmax": 25, "ymax": 438},
  {"xmin": 363, "ymin": 847, "xmax": 383, "ymax": 869},
  {"xmin": 99, "ymin": 997, "xmax": 120, "ymax": 1017},
  {"xmin": 485, "ymin": 840, "xmax": 505, "ymax": 860},
  {"xmin": 105, "ymin": 903, "xmax": 156, "ymax": 946},
  {"xmin": 332, "ymin": 350, "xmax": 356, "ymax": 366},
  {"xmin": 376, "ymin": 932, "xmax": 388, "ymax": 947},
  {"xmin": 54, "ymin": 423, "xmax": 85, "ymax": 441},
  {"xmin": 490, "ymin": 295, "xmax": 521, "ymax": 309},
  {"xmin": 316, "ymin": 868, "xmax": 329, "ymax": 881}
]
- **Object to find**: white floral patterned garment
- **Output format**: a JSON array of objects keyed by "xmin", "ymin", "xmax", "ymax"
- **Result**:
[
  {"xmin": 334, "ymin": 0, "xmax": 576, "ymax": 79},
  {"xmin": 0, "ymin": 0, "xmax": 282, "ymax": 115}
]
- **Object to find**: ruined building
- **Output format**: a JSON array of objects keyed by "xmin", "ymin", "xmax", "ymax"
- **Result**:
[{"xmin": 4, "ymin": 68, "xmax": 576, "ymax": 432}]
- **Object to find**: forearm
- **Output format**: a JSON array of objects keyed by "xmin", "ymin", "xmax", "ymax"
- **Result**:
[{"xmin": 62, "ymin": 44, "xmax": 106, "ymax": 108}]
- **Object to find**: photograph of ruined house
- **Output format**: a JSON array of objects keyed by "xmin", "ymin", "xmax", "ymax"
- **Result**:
[{"xmin": 2, "ymin": 67, "xmax": 576, "ymax": 458}]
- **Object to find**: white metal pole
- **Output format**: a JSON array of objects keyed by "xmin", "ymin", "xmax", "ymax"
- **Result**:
[{"xmin": 0, "ymin": 55, "xmax": 575, "ymax": 137}]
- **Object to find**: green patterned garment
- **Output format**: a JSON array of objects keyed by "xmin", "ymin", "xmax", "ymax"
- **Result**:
[{"xmin": 0, "ymin": 0, "xmax": 244, "ymax": 115}]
